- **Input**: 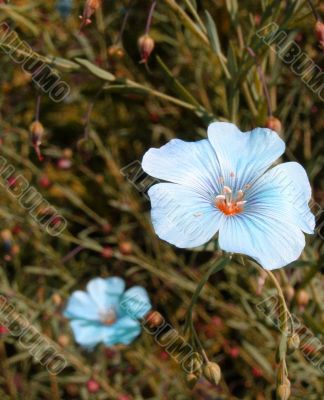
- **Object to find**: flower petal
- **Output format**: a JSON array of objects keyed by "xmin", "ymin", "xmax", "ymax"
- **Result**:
[
  {"xmin": 218, "ymin": 162, "xmax": 313, "ymax": 269},
  {"xmin": 142, "ymin": 139, "xmax": 222, "ymax": 195},
  {"xmin": 87, "ymin": 277, "xmax": 125, "ymax": 314},
  {"xmin": 69, "ymin": 319, "xmax": 113, "ymax": 348},
  {"xmin": 120, "ymin": 286, "xmax": 151, "ymax": 319},
  {"xmin": 64, "ymin": 291, "xmax": 100, "ymax": 321},
  {"xmin": 262, "ymin": 162, "xmax": 315, "ymax": 233},
  {"xmin": 207, "ymin": 122, "xmax": 285, "ymax": 189},
  {"xmin": 148, "ymin": 183, "xmax": 224, "ymax": 248},
  {"xmin": 219, "ymin": 214, "xmax": 305, "ymax": 270},
  {"xmin": 103, "ymin": 317, "xmax": 142, "ymax": 346}
]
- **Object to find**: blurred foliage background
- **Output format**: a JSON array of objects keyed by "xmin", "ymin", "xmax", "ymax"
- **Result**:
[{"xmin": 0, "ymin": 0, "xmax": 323, "ymax": 399}]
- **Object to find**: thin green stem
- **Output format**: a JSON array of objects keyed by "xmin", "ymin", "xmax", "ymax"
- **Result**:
[{"xmin": 184, "ymin": 257, "xmax": 228, "ymax": 333}]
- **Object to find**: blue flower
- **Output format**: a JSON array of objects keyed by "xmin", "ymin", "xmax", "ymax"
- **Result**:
[
  {"xmin": 142, "ymin": 122, "xmax": 315, "ymax": 270},
  {"xmin": 64, "ymin": 277, "xmax": 152, "ymax": 348}
]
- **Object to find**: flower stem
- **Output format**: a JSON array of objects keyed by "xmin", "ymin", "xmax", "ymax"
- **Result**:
[
  {"xmin": 145, "ymin": 1, "xmax": 157, "ymax": 35},
  {"xmin": 306, "ymin": 0, "xmax": 321, "ymax": 21},
  {"xmin": 184, "ymin": 257, "xmax": 229, "ymax": 353}
]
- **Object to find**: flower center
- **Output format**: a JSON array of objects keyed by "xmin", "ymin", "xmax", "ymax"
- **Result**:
[
  {"xmin": 100, "ymin": 309, "xmax": 117, "ymax": 325},
  {"xmin": 215, "ymin": 186, "xmax": 246, "ymax": 216}
]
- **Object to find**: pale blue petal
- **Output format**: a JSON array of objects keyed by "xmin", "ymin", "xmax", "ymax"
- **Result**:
[
  {"xmin": 70, "ymin": 318, "xmax": 141, "ymax": 348},
  {"xmin": 219, "ymin": 213, "xmax": 305, "ymax": 270},
  {"xmin": 148, "ymin": 183, "xmax": 224, "ymax": 248},
  {"xmin": 64, "ymin": 291, "xmax": 100, "ymax": 321},
  {"xmin": 120, "ymin": 286, "xmax": 151, "ymax": 319},
  {"xmin": 218, "ymin": 162, "xmax": 310, "ymax": 269},
  {"xmin": 103, "ymin": 317, "xmax": 142, "ymax": 346},
  {"xmin": 86, "ymin": 277, "xmax": 125, "ymax": 314},
  {"xmin": 207, "ymin": 122, "xmax": 285, "ymax": 190},
  {"xmin": 142, "ymin": 139, "xmax": 222, "ymax": 196},
  {"xmin": 261, "ymin": 162, "xmax": 315, "ymax": 233},
  {"xmin": 69, "ymin": 319, "xmax": 113, "ymax": 348}
]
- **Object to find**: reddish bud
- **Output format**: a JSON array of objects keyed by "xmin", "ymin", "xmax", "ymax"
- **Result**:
[
  {"xmin": 265, "ymin": 116, "xmax": 282, "ymax": 133},
  {"xmin": 0, "ymin": 325, "xmax": 9, "ymax": 334},
  {"xmin": 101, "ymin": 246, "xmax": 113, "ymax": 259},
  {"xmin": 228, "ymin": 347, "xmax": 240, "ymax": 358},
  {"xmin": 86, "ymin": 379, "xmax": 100, "ymax": 393},
  {"xmin": 107, "ymin": 45, "xmax": 125, "ymax": 60},
  {"xmin": 57, "ymin": 158, "xmax": 72, "ymax": 170},
  {"xmin": 11, "ymin": 225, "xmax": 22, "ymax": 235},
  {"xmin": 144, "ymin": 310, "xmax": 164, "ymax": 328},
  {"xmin": 39, "ymin": 175, "xmax": 51, "ymax": 188},
  {"xmin": 138, "ymin": 34, "xmax": 155, "ymax": 64},
  {"xmin": 119, "ymin": 241, "xmax": 132, "ymax": 255},
  {"xmin": 29, "ymin": 121, "xmax": 44, "ymax": 161},
  {"xmin": 315, "ymin": 21, "xmax": 324, "ymax": 48},
  {"xmin": 296, "ymin": 289, "xmax": 309, "ymax": 311},
  {"xmin": 80, "ymin": 0, "xmax": 101, "ymax": 28},
  {"xmin": 252, "ymin": 367, "xmax": 263, "ymax": 378}
]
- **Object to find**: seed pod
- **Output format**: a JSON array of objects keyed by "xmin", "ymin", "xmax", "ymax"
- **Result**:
[
  {"xmin": 138, "ymin": 34, "xmax": 155, "ymax": 64},
  {"xmin": 277, "ymin": 379, "xmax": 291, "ymax": 400},
  {"xmin": 185, "ymin": 372, "xmax": 199, "ymax": 389},
  {"xmin": 187, "ymin": 353, "xmax": 203, "ymax": 375},
  {"xmin": 287, "ymin": 333, "xmax": 300, "ymax": 354},
  {"xmin": 203, "ymin": 362, "xmax": 221, "ymax": 385},
  {"xmin": 265, "ymin": 116, "xmax": 282, "ymax": 133}
]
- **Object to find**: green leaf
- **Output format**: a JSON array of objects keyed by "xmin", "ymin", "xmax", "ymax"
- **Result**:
[
  {"xmin": 74, "ymin": 58, "xmax": 115, "ymax": 82},
  {"xmin": 243, "ymin": 341, "xmax": 273, "ymax": 377},
  {"xmin": 156, "ymin": 56, "xmax": 201, "ymax": 108},
  {"xmin": 204, "ymin": 10, "xmax": 222, "ymax": 55}
]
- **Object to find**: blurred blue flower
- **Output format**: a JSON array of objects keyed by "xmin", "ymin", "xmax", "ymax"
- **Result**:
[
  {"xmin": 64, "ymin": 277, "xmax": 151, "ymax": 348},
  {"xmin": 56, "ymin": 0, "xmax": 73, "ymax": 19},
  {"xmin": 142, "ymin": 122, "xmax": 315, "ymax": 270}
]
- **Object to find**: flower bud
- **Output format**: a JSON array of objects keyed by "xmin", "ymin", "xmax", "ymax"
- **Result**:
[
  {"xmin": 265, "ymin": 116, "xmax": 282, "ymax": 133},
  {"xmin": 144, "ymin": 310, "xmax": 164, "ymax": 329},
  {"xmin": 1, "ymin": 229, "xmax": 12, "ymax": 242},
  {"xmin": 138, "ymin": 34, "xmax": 155, "ymax": 64},
  {"xmin": 284, "ymin": 285, "xmax": 295, "ymax": 302},
  {"xmin": 296, "ymin": 289, "xmax": 309, "ymax": 310},
  {"xmin": 277, "ymin": 379, "xmax": 291, "ymax": 400},
  {"xmin": 57, "ymin": 158, "xmax": 72, "ymax": 170},
  {"xmin": 107, "ymin": 45, "xmax": 125, "ymax": 60},
  {"xmin": 119, "ymin": 241, "xmax": 132, "ymax": 255},
  {"xmin": 287, "ymin": 333, "xmax": 300, "ymax": 354},
  {"xmin": 315, "ymin": 21, "xmax": 324, "ymax": 48},
  {"xmin": 87, "ymin": 379, "xmax": 100, "ymax": 393},
  {"xmin": 252, "ymin": 367, "xmax": 263, "ymax": 378},
  {"xmin": 101, "ymin": 246, "xmax": 113, "ymax": 259},
  {"xmin": 80, "ymin": 0, "xmax": 101, "ymax": 27},
  {"xmin": 58, "ymin": 334, "xmax": 70, "ymax": 347},
  {"xmin": 66, "ymin": 383, "xmax": 79, "ymax": 397},
  {"xmin": 29, "ymin": 121, "xmax": 44, "ymax": 161},
  {"xmin": 187, "ymin": 353, "xmax": 203, "ymax": 375},
  {"xmin": 203, "ymin": 362, "xmax": 221, "ymax": 385},
  {"xmin": 185, "ymin": 372, "xmax": 199, "ymax": 389},
  {"xmin": 30, "ymin": 120, "xmax": 44, "ymax": 138},
  {"xmin": 52, "ymin": 293, "xmax": 63, "ymax": 307},
  {"xmin": 39, "ymin": 175, "xmax": 51, "ymax": 189}
]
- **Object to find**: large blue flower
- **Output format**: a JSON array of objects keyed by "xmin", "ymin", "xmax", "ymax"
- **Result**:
[
  {"xmin": 64, "ymin": 277, "xmax": 152, "ymax": 348},
  {"xmin": 142, "ymin": 122, "xmax": 315, "ymax": 270}
]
